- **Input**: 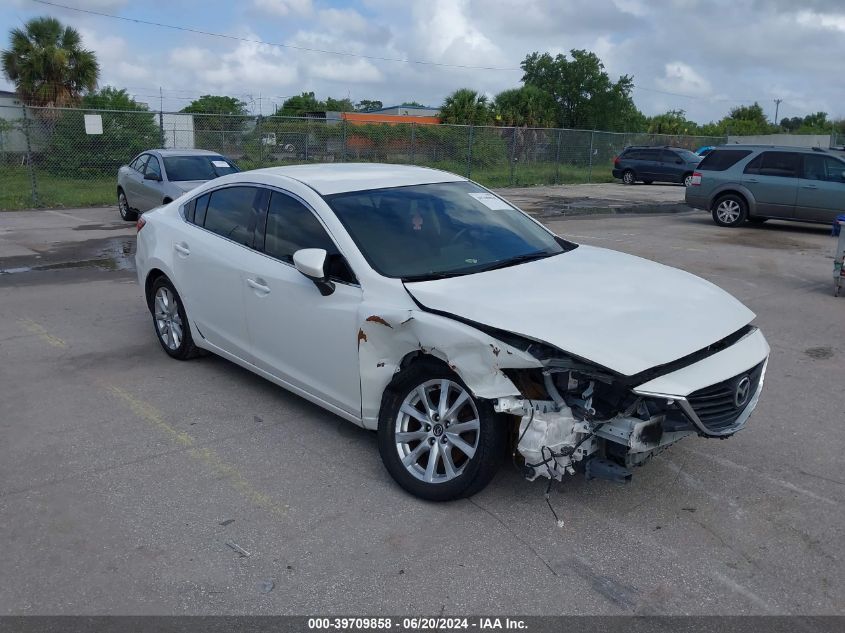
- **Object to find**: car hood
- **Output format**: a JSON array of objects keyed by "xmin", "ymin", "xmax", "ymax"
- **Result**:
[
  {"xmin": 169, "ymin": 180, "xmax": 207, "ymax": 194},
  {"xmin": 403, "ymin": 245, "xmax": 755, "ymax": 377}
]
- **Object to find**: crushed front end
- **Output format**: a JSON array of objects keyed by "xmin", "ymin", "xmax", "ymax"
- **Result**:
[{"xmin": 493, "ymin": 326, "xmax": 769, "ymax": 483}]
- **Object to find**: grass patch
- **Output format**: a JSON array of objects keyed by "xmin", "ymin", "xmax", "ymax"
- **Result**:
[
  {"xmin": 0, "ymin": 161, "xmax": 616, "ymax": 211},
  {"xmin": 0, "ymin": 167, "xmax": 115, "ymax": 210}
]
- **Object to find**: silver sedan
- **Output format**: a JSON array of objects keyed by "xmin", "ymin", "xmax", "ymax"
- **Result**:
[{"xmin": 116, "ymin": 149, "xmax": 238, "ymax": 221}]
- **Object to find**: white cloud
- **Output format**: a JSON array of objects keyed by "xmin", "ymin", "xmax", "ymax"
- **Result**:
[
  {"xmin": 253, "ymin": 0, "xmax": 312, "ymax": 18},
  {"xmin": 317, "ymin": 8, "xmax": 370, "ymax": 35},
  {"xmin": 656, "ymin": 62, "xmax": 712, "ymax": 97}
]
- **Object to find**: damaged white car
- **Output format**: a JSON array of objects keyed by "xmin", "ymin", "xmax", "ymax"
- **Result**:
[{"xmin": 135, "ymin": 164, "xmax": 769, "ymax": 501}]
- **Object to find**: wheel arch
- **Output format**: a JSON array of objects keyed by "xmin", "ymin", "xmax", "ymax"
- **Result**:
[
  {"xmin": 356, "ymin": 307, "xmax": 543, "ymax": 430},
  {"xmin": 709, "ymin": 185, "xmax": 756, "ymax": 215},
  {"xmin": 144, "ymin": 268, "xmax": 169, "ymax": 313}
]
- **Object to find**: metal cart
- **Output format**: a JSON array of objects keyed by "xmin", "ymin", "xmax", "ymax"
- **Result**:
[{"xmin": 834, "ymin": 217, "xmax": 845, "ymax": 297}]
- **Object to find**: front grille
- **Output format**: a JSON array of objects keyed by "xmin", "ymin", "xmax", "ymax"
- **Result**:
[{"xmin": 686, "ymin": 360, "xmax": 765, "ymax": 432}]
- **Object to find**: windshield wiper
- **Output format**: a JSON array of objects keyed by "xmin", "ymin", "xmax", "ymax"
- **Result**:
[
  {"xmin": 471, "ymin": 250, "xmax": 554, "ymax": 273},
  {"xmin": 401, "ymin": 270, "xmax": 471, "ymax": 282}
]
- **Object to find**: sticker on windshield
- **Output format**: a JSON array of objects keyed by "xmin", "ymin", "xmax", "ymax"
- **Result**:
[
  {"xmin": 468, "ymin": 192, "xmax": 512, "ymax": 210},
  {"xmin": 212, "ymin": 160, "xmax": 230, "ymax": 168}
]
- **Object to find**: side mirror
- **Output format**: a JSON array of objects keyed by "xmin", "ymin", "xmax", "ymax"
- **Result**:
[
  {"xmin": 841, "ymin": 171, "xmax": 845, "ymax": 181},
  {"xmin": 144, "ymin": 171, "xmax": 161, "ymax": 181},
  {"xmin": 293, "ymin": 248, "xmax": 335, "ymax": 296}
]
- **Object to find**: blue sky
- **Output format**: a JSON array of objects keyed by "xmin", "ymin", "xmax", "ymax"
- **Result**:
[{"xmin": 2, "ymin": 0, "xmax": 845, "ymax": 125}]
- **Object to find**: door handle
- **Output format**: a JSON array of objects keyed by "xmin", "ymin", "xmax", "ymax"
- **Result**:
[
  {"xmin": 247, "ymin": 278, "xmax": 270, "ymax": 294},
  {"xmin": 174, "ymin": 243, "xmax": 190, "ymax": 256},
  {"xmin": 745, "ymin": 178, "xmax": 759, "ymax": 183},
  {"xmin": 802, "ymin": 185, "xmax": 818, "ymax": 189}
]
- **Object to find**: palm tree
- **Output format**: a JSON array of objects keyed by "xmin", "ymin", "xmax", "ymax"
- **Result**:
[
  {"xmin": 494, "ymin": 86, "xmax": 557, "ymax": 128},
  {"xmin": 2, "ymin": 16, "xmax": 99, "ymax": 107},
  {"xmin": 439, "ymin": 88, "xmax": 491, "ymax": 125}
]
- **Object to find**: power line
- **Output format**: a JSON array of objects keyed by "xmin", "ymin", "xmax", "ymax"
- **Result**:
[
  {"xmin": 31, "ymin": 0, "xmax": 523, "ymax": 72},
  {"xmin": 29, "ymin": 0, "xmax": 777, "ymax": 109}
]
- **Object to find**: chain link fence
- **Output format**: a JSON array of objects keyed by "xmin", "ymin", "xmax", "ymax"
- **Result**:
[{"xmin": 0, "ymin": 104, "xmax": 727, "ymax": 209}]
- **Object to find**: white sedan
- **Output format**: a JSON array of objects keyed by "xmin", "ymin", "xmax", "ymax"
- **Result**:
[{"xmin": 135, "ymin": 163, "xmax": 769, "ymax": 501}]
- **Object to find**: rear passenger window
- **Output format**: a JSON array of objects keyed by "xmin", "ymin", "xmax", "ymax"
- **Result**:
[
  {"xmin": 640, "ymin": 149, "xmax": 661, "ymax": 160},
  {"xmin": 203, "ymin": 187, "xmax": 264, "ymax": 247},
  {"xmin": 745, "ymin": 151, "xmax": 799, "ymax": 178},
  {"xmin": 802, "ymin": 154, "xmax": 845, "ymax": 182},
  {"xmin": 264, "ymin": 192, "xmax": 356, "ymax": 283},
  {"xmin": 623, "ymin": 149, "xmax": 642, "ymax": 160},
  {"xmin": 698, "ymin": 149, "xmax": 751, "ymax": 171},
  {"xmin": 193, "ymin": 193, "xmax": 209, "ymax": 226}
]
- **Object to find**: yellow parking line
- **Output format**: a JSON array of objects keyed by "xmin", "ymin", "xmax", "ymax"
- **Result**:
[
  {"xmin": 18, "ymin": 318, "xmax": 66, "ymax": 348},
  {"xmin": 107, "ymin": 385, "xmax": 288, "ymax": 517}
]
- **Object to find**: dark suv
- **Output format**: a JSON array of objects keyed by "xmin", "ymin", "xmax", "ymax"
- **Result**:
[
  {"xmin": 613, "ymin": 146, "xmax": 703, "ymax": 186},
  {"xmin": 685, "ymin": 145, "xmax": 845, "ymax": 227}
]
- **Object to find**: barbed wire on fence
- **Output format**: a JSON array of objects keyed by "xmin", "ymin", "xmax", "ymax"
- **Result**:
[{"xmin": 0, "ymin": 103, "xmax": 727, "ymax": 209}]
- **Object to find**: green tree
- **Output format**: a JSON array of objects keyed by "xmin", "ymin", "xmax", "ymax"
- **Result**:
[
  {"xmin": 46, "ymin": 87, "xmax": 159, "ymax": 175},
  {"xmin": 493, "ymin": 85, "xmax": 556, "ymax": 127},
  {"xmin": 401, "ymin": 101, "xmax": 424, "ymax": 107},
  {"xmin": 276, "ymin": 92, "xmax": 322, "ymax": 116},
  {"xmin": 520, "ymin": 49, "xmax": 639, "ymax": 131},
  {"xmin": 324, "ymin": 97, "xmax": 354, "ymax": 112},
  {"xmin": 182, "ymin": 95, "xmax": 248, "ymax": 117},
  {"xmin": 181, "ymin": 95, "xmax": 249, "ymax": 150},
  {"xmin": 647, "ymin": 109, "xmax": 700, "ymax": 135},
  {"xmin": 1, "ymin": 16, "xmax": 99, "ymax": 107},
  {"xmin": 439, "ymin": 88, "xmax": 492, "ymax": 125},
  {"xmin": 355, "ymin": 99, "xmax": 383, "ymax": 112},
  {"xmin": 717, "ymin": 103, "xmax": 776, "ymax": 135}
]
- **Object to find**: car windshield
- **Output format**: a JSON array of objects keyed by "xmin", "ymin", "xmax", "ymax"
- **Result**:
[
  {"xmin": 325, "ymin": 181, "xmax": 572, "ymax": 280},
  {"xmin": 162, "ymin": 155, "xmax": 237, "ymax": 181}
]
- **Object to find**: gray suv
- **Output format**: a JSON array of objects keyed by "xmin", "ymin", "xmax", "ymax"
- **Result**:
[
  {"xmin": 685, "ymin": 145, "xmax": 845, "ymax": 227},
  {"xmin": 117, "ymin": 149, "xmax": 238, "ymax": 221}
]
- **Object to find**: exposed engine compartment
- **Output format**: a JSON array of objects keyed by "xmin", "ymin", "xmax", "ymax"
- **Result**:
[{"xmin": 497, "ymin": 365, "xmax": 695, "ymax": 482}]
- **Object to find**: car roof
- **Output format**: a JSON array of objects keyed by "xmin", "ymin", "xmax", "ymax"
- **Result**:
[
  {"xmin": 248, "ymin": 163, "xmax": 466, "ymax": 195},
  {"xmin": 623, "ymin": 145, "xmax": 691, "ymax": 150},
  {"xmin": 718, "ymin": 144, "xmax": 832, "ymax": 153},
  {"xmin": 148, "ymin": 149, "xmax": 224, "ymax": 157}
]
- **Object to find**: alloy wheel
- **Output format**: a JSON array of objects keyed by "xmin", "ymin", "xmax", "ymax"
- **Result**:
[
  {"xmin": 154, "ymin": 286, "xmax": 183, "ymax": 351},
  {"xmin": 394, "ymin": 379, "xmax": 480, "ymax": 484},
  {"xmin": 118, "ymin": 192, "xmax": 130, "ymax": 220},
  {"xmin": 716, "ymin": 199, "xmax": 742, "ymax": 224}
]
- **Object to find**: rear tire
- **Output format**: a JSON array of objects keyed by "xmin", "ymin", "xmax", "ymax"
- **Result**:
[
  {"xmin": 149, "ymin": 277, "xmax": 199, "ymax": 360},
  {"xmin": 118, "ymin": 188, "xmax": 137, "ymax": 221},
  {"xmin": 712, "ymin": 194, "xmax": 748, "ymax": 227},
  {"xmin": 622, "ymin": 170, "xmax": 636, "ymax": 185},
  {"xmin": 377, "ymin": 362, "xmax": 506, "ymax": 501}
]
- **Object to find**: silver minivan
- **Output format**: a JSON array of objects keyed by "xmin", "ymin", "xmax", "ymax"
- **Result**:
[
  {"xmin": 685, "ymin": 145, "xmax": 845, "ymax": 227},
  {"xmin": 117, "ymin": 149, "xmax": 238, "ymax": 221}
]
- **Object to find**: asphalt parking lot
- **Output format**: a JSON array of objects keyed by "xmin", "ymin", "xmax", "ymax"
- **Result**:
[{"xmin": 0, "ymin": 200, "xmax": 843, "ymax": 615}]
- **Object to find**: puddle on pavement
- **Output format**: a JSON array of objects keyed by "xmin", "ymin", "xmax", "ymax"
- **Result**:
[{"xmin": 0, "ymin": 237, "xmax": 136, "ymax": 276}]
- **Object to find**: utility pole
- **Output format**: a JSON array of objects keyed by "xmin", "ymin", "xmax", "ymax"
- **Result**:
[
  {"xmin": 773, "ymin": 98, "xmax": 783, "ymax": 125},
  {"xmin": 159, "ymin": 87, "xmax": 164, "ymax": 147}
]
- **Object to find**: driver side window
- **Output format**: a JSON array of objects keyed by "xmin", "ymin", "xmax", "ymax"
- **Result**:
[{"xmin": 263, "ymin": 192, "xmax": 356, "ymax": 284}]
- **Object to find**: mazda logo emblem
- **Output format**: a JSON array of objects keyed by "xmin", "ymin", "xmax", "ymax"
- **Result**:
[{"xmin": 734, "ymin": 376, "xmax": 751, "ymax": 408}]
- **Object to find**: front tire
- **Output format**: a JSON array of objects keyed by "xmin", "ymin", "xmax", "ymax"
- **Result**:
[
  {"xmin": 622, "ymin": 170, "xmax": 636, "ymax": 185},
  {"xmin": 150, "ymin": 277, "xmax": 198, "ymax": 360},
  {"xmin": 712, "ymin": 194, "xmax": 748, "ymax": 227},
  {"xmin": 118, "ymin": 188, "xmax": 137, "ymax": 222},
  {"xmin": 683, "ymin": 173, "xmax": 694, "ymax": 187},
  {"xmin": 377, "ymin": 363, "xmax": 505, "ymax": 501}
]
